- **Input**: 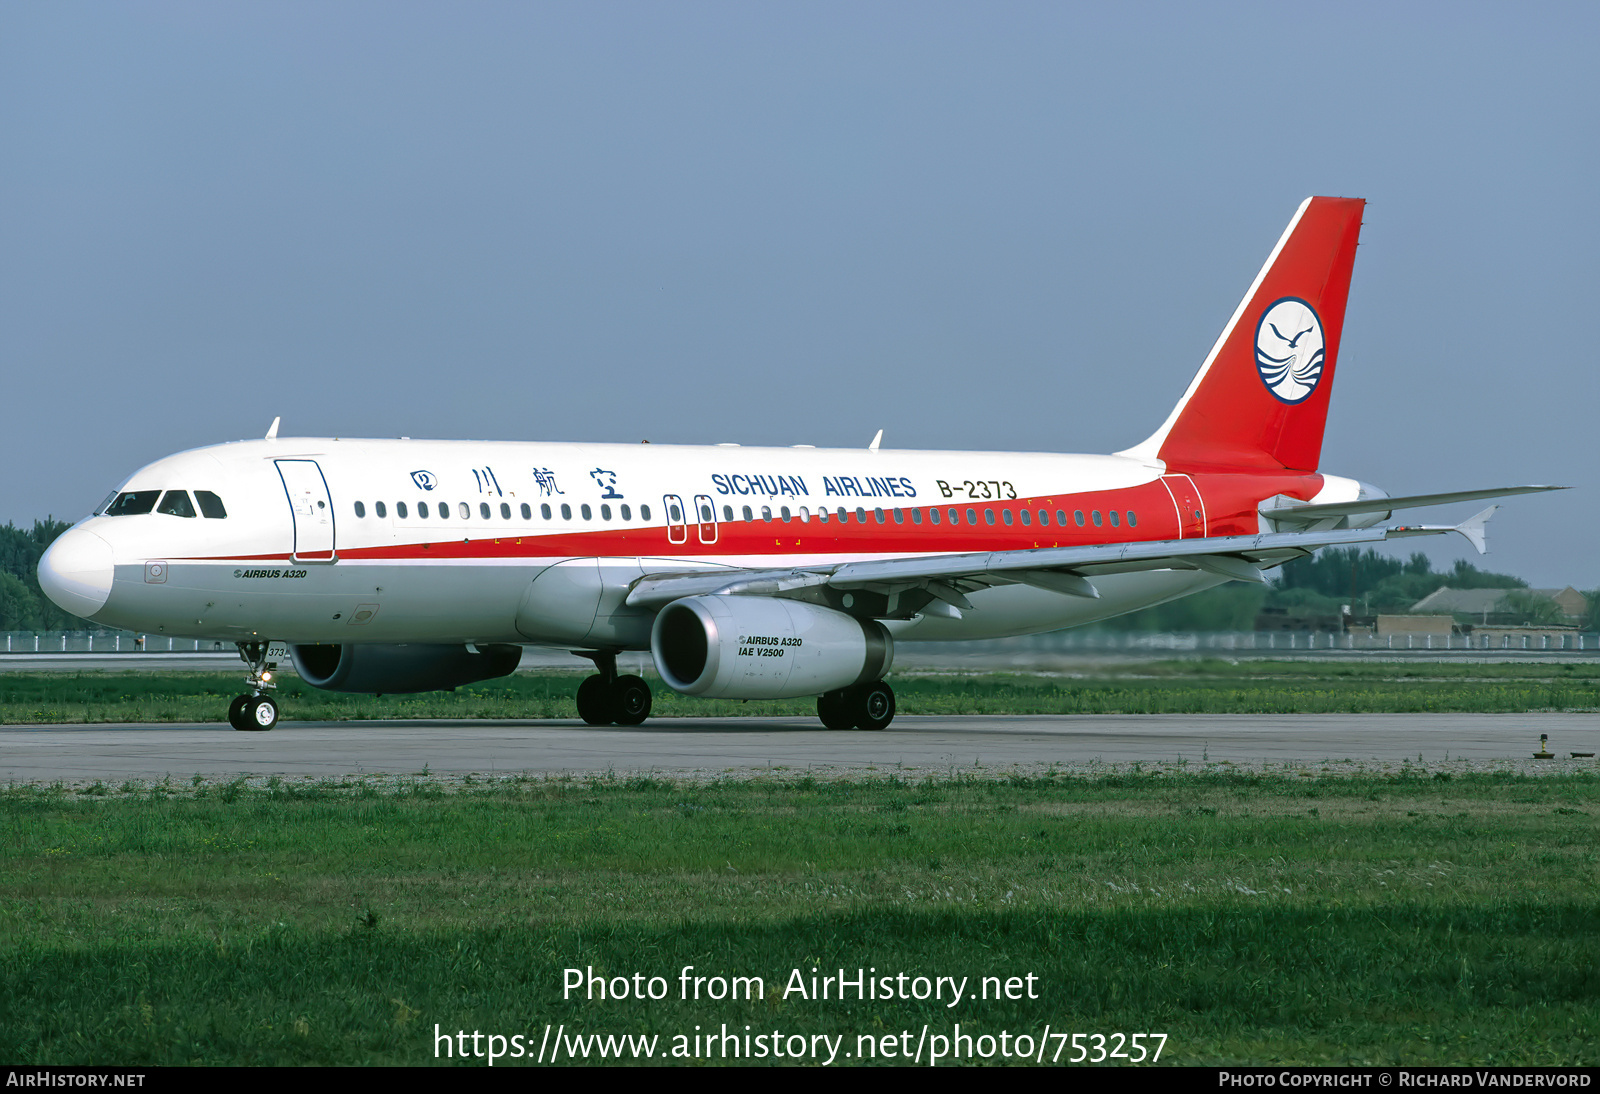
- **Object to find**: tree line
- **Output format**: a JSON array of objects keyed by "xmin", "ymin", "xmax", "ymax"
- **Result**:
[{"xmin": 0, "ymin": 519, "xmax": 78, "ymax": 630}]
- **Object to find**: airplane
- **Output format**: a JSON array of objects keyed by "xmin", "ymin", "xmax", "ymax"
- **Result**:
[{"xmin": 36, "ymin": 196, "xmax": 1561, "ymax": 732}]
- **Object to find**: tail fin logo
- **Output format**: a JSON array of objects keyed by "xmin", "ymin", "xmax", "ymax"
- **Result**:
[{"xmin": 1254, "ymin": 297, "xmax": 1325, "ymax": 404}]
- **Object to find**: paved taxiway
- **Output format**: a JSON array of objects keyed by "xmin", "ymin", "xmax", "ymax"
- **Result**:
[{"xmin": 3, "ymin": 713, "xmax": 1596, "ymax": 783}]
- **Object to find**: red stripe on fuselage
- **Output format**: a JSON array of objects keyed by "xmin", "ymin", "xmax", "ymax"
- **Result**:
[{"xmin": 169, "ymin": 473, "xmax": 1321, "ymax": 563}]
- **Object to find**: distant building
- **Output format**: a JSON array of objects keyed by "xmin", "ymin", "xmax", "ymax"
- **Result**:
[
  {"xmin": 1409, "ymin": 586, "xmax": 1588, "ymax": 625},
  {"xmin": 1375, "ymin": 614, "xmax": 1452, "ymax": 637}
]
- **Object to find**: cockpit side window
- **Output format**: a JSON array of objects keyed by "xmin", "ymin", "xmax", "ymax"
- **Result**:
[
  {"xmin": 104, "ymin": 491, "xmax": 160, "ymax": 516},
  {"xmin": 156, "ymin": 491, "xmax": 197, "ymax": 518},
  {"xmin": 94, "ymin": 492, "xmax": 118, "ymax": 516},
  {"xmin": 195, "ymin": 491, "xmax": 228, "ymax": 519}
]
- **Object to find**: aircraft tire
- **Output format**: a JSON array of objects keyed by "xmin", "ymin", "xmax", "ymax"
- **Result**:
[
  {"xmin": 243, "ymin": 695, "xmax": 278, "ymax": 731},
  {"xmin": 849, "ymin": 681, "xmax": 895, "ymax": 731},
  {"xmin": 227, "ymin": 694, "xmax": 251, "ymax": 731},
  {"xmin": 576, "ymin": 675, "xmax": 615, "ymax": 726},
  {"xmin": 817, "ymin": 690, "xmax": 856, "ymax": 731},
  {"xmin": 610, "ymin": 675, "xmax": 652, "ymax": 726}
]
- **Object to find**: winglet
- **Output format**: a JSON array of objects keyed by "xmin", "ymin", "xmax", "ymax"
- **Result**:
[
  {"xmin": 1454, "ymin": 505, "xmax": 1498, "ymax": 555},
  {"xmin": 265, "ymin": 416, "xmax": 281, "ymax": 441}
]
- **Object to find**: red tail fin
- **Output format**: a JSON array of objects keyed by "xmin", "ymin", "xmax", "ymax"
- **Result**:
[{"xmin": 1121, "ymin": 196, "xmax": 1365, "ymax": 473}]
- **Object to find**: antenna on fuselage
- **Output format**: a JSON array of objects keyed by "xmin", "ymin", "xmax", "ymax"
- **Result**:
[
  {"xmin": 868, "ymin": 429, "xmax": 883, "ymax": 452},
  {"xmin": 265, "ymin": 416, "xmax": 280, "ymax": 441}
]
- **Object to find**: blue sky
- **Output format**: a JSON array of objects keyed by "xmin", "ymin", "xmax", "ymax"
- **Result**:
[{"xmin": 3, "ymin": 2, "xmax": 1594, "ymax": 586}]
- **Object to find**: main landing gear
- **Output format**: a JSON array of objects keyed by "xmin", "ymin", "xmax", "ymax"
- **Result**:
[
  {"xmin": 229, "ymin": 640, "xmax": 280, "ymax": 731},
  {"xmin": 574, "ymin": 652, "xmax": 653, "ymax": 727},
  {"xmin": 817, "ymin": 680, "xmax": 895, "ymax": 731}
]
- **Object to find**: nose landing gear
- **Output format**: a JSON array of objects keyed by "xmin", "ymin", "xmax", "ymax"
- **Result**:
[
  {"xmin": 229, "ymin": 641, "xmax": 280, "ymax": 731},
  {"xmin": 574, "ymin": 651, "xmax": 653, "ymax": 726}
]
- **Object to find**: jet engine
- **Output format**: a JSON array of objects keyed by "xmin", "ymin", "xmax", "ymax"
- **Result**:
[
  {"xmin": 651, "ymin": 595, "xmax": 893, "ymax": 699},
  {"xmin": 289, "ymin": 642, "xmax": 523, "ymax": 694}
]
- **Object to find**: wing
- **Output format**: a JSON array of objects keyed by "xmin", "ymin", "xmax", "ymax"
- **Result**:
[{"xmin": 624, "ymin": 513, "xmax": 1500, "ymax": 616}]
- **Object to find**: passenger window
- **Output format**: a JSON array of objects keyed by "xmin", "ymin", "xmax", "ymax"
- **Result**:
[
  {"xmin": 419, "ymin": 502, "xmax": 430, "ymax": 518},
  {"xmin": 837, "ymin": 508, "xmax": 849, "ymax": 523},
  {"xmin": 929, "ymin": 508, "xmax": 940, "ymax": 525},
  {"xmin": 742, "ymin": 505, "xmax": 753, "ymax": 522},
  {"xmin": 984, "ymin": 509, "xmax": 995, "ymax": 525},
  {"xmin": 397, "ymin": 501, "xmax": 409, "ymax": 519},
  {"xmin": 561, "ymin": 504, "xmax": 573, "ymax": 520},
  {"xmin": 762, "ymin": 506, "xmax": 773, "ymax": 522},
  {"xmin": 460, "ymin": 502, "xmax": 471, "ymax": 519},
  {"xmin": 894, "ymin": 508, "xmax": 904, "ymax": 524},
  {"xmin": 156, "ymin": 491, "xmax": 196, "ymax": 518},
  {"xmin": 1040, "ymin": 509, "xmax": 1051, "ymax": 526},
  {"xmin": 1019, "ymin": 509, "xmax": 1030, "ymax": 526},
  {"xmin": 375, "ymin": 501, "xmax": 387, "ymax": 518},
  {"xmin": 620, "ymin": 504, "xmax": 631, "ymax": 521},
  {"xmin": 439, "ymin": 502, "xmax": 450, "ymax": 520},
  {"xmin": 1127, "ymin": 511, "xmax": 1137, "ymax": 528},
  {"xmin": 541, "ymin": 503, "xmax": 552, "ymax": 520},
  {"xmin": 855, "ymin": 507, "xmax": 866, "ymax": 523},
  {"xmin": 948, "ymin": 508, "xmax": 959, "ymax": 524},
  {"xmin": 579, "ymin": 504, "xmax": 591, "ymax": 520},
  {"xmin": 601, "ymin": 504, "xmax": 612, "ymax": 521},
  {"xmin": 799, "ymin": 507, "xmax": 811, "ymax": 522},
  {"xmin": 818, "ymin": 508, "xmax": 830, "ymax": 523},
  {"xmin": 500, "ymin": 502, "xmax": 511, "ymax": 519},
  {"xmin": 480, "ymin": 502, "xmax": 491, "ymax": 519},
  {"xmin": 640, "ymin": 505, "xmax": 652, "ymax": 521},
  {"xmin": 1002, "ymin": 509, "xmax": 1013, "ymax": 526},
  {"xmin": 1109, "ymin": 510, "xmax": 1120, "ymax": 527},
  {"xmin": 874, "ymin": 508, "xmax": 885, "ymax": 524},
  {"xmin": 1092, "ymin": 510, "xmax": 1103, "ymax": 527},
  {"xmin": 1074, "ymin": 510, "xmax": 1085, "ymax": 527},
  {"xmin": 723, "ymin": 505, "xmax": 734, "ymax": 521},
  {"xmin": 781, "ymin": 506, "xmax": 792, "ymax": 522},
  {"xmin": 912, "ymin": 509, "xmax": 923, "ymax": 525},
  {"xmin": 1056, "ymin": 510, "xmax": 1067, "ymax": 526},
  {"xmin": 668, "ymin": 503, "xmax": 682, "ymax": 522},
  {"xmin": 966, "ymin": 508, "xmax": 976, "ymax": 525},
  {"xmin": 354, "ymin": 501, "xmax": 366, "ymax": 518},
  {"xmin": 521, "ymin": 503, "xmax": 532, "ymax": 519},
  {"xmin": 195, "ymin": 491, "xmax": 228, "ymax": 519},
  {"xmin": 699, "ymin": 502, "xmax": 712, "ymax": 522}
]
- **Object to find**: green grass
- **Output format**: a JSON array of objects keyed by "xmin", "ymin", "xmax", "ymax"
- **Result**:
[
  {"xmin": 2, "ymin": 772, "xmax": 1596, "ymax": 1065},
  {"xmin": 3, "ymin": 659, "xmax": 1600, "ymax": 723}
]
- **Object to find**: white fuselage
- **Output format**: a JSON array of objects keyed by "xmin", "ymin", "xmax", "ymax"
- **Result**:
[{"xmin": 39, "ymin": 436, "xmax": 1362, "ymax": 650}]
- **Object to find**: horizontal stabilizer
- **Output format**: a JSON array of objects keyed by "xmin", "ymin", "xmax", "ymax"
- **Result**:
[{"xmin": 1263, "ymin": 485, "xmax": 1565, "ymax": 522}]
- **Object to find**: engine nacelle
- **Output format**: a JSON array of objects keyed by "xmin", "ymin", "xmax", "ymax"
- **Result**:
[
  {"xmin": 651, "ymin": 596, "xmax": 893, "ymax": 699},
  {"xmin": 289, "ymin": 643, "xmax": 523, "ymax": 694}
]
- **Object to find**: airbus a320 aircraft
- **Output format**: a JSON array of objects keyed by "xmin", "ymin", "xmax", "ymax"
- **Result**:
[{"xmin": 38, "ymin": 197, "xmax": 1559, "ymax": 731}]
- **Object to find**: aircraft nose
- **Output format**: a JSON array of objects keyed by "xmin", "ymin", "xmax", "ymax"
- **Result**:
[{"xmin": 37, "ymin": 528, "xmax": 115, "ymax": 620}]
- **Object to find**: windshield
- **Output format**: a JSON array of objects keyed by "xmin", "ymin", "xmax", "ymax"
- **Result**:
[{"xmin": 103, "ymin": 491, "xmax": 160, "ymax": 516}]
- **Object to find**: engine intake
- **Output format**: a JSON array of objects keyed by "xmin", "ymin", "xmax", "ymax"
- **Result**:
[
  {"xmin": 289, "ymin": 643, "xmax": 523, "ymax": 694},
  {"xmin": 651, "ymin": 596, "xmax": 892, "ymax": 699}
]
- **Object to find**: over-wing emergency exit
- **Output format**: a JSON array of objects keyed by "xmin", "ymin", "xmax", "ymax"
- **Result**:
[{"xmin": 38, "ymin": 197, "xmax": 1562, "ymax": 730}]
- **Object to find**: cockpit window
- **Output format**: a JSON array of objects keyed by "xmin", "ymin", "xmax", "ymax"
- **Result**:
[
  {"xmin": 104, "ymin": 491, "xmax": 160, "ymax": 516},
  {"xmin": 156, "ymin": 490, "xmax": 197, "ymax": 518},
  {"xmin": 94, "ymin": 492, "xmax": 117, "ymax": 516},
  {"xmin": 195, "ymin": 491, "xmax": 227, "ymax": 519}
]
